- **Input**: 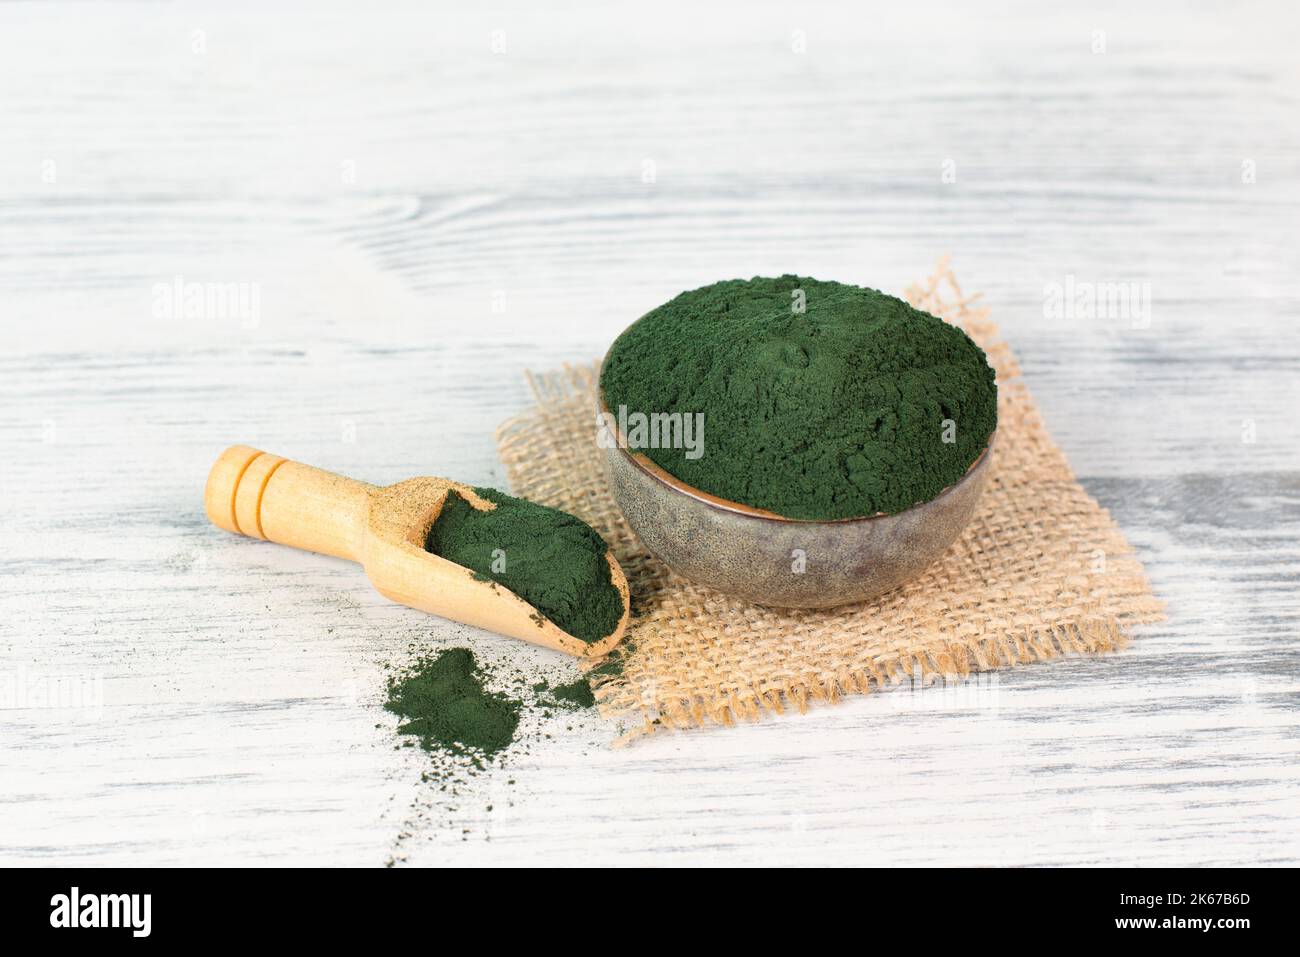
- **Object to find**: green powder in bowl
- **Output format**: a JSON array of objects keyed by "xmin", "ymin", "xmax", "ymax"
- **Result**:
[
  {"xmin": 599, "ymin": 275, "xmax": 998, "ymax": 520},
  {"xmin": 424, "ymin": 487, "xmax": 624, "ymax": 644}
]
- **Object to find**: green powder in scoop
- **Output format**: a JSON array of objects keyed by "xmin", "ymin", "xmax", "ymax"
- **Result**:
[
  {"xmin": 600, "ymin": 275, "xmax": 998, "ymax": 520},
  {"xmin": 424, "ymin": 487, "xmax": 623, "ymax": 644}
]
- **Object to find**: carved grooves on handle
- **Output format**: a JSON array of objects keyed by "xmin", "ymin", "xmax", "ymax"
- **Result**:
[
  {"xmin": 231, "ymin": 451, "xmax": 288, "ymax": 539},
  {"xmin": 251, "ymin": 457, "xmax": 287, "ymax": 538},
  {"xmin": 225, "ymin": 451, "xmax": 259, "ymax": 536}
]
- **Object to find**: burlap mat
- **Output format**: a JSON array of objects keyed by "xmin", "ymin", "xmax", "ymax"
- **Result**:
[{"xmin": 496, "ymin": 261, "xmax": 1166, "ymax": 741}]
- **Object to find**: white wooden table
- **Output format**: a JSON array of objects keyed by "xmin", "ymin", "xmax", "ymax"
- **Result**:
[{"xmin": 2, "ymin": 0, "xmax": 1298, "ymax": 867}]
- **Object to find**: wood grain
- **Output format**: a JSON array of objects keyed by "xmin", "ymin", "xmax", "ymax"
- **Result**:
[{"xmin": 1, "ymin": 0, "xmax": 1297, "ymax": 866}]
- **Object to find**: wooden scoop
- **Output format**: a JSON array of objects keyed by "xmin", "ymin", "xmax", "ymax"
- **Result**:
[{"xmin": 204, "ymin": 445, "xmax": 630, "ymax": 657}]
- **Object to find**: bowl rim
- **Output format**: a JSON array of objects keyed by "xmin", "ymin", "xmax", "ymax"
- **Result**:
[{"xmin": 597, "ymin": 384, "xmax": 995, "ymax": 525}]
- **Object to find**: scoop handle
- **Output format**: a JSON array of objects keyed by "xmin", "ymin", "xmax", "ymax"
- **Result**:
[{"xmin": 204, "ymin": 445, "xmax": 374, "ymax": 562}]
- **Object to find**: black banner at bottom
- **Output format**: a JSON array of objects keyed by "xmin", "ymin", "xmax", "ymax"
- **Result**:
[{"xmin": 0, "ymin": 866, "xmax": 1281, "ymax": 944}]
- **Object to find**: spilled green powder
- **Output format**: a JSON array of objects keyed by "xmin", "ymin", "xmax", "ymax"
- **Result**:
[
  {"xmin": 600, "ymin": 276, "xmax": 998, "ymax": 519},
  {"xmin": 534, "ymin": 677, "xmax": 596, "ymax": 710},
  {"xmin": 385, "ymin": 648, "xmax": 520, "ymax": 757},
  {"xmin": 588, "ymin": 639, "xmax": 634, "ymax": 681},
  {"xmin": 383, "ymin": 646, "xmax": 615, "ymax": 864},
  {"xmin": 549, "ymin": 678, "xmax": 596, "ymax": 709},
  {"xmin": 425, "ymin": 487, "xmax": 624, "ymax": 644}
]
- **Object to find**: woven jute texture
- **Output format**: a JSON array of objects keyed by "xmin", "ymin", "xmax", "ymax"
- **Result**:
[{"xmin": 496, "ymin": 261, "xmax": 1166, "ymax": 741}]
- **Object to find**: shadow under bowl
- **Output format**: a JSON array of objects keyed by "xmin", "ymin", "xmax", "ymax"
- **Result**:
[{"xmin": 599, "ymin": 395, "xmax": 994, "ymax": 609}]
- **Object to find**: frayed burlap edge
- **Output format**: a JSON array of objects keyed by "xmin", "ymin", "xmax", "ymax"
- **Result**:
[{"xmin": 496, "ymin": 260, "xmax": 1166, "ymax": 742}]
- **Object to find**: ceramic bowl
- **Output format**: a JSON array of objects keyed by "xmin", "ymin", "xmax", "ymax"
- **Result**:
[{"xmin": 598, "ymin": 391, "xmax": 993, "ymax": 609}]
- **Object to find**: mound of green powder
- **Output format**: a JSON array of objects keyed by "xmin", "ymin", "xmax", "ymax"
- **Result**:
[
  {"xmin": 425, "ymin": 487, "xmax": 624, "ymax": 644},
  {"xmin": 600, "ymin": 275, "xmax": 998, "ymax": 519},
  {"xmin": 385, "ymin": 647, "xmax": 520, "ymax": 756}
]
